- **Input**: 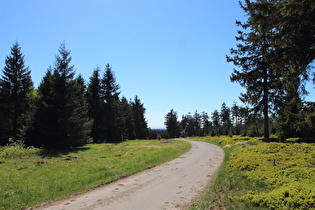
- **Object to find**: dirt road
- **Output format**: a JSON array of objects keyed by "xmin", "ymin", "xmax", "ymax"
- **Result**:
[{"xmin": 34, "ymin": 140, "xmax": 224, "ymax": 210}]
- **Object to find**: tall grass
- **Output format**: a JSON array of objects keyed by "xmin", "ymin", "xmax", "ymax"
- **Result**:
[{"xmin": 0, "ymin": 140, "xmax": 191, "ymax": 210}]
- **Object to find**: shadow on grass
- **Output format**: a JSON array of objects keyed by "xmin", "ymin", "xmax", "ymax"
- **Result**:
[{"xmin": 38, "ymin": 146, "xmax": 91, "ymax": 158}]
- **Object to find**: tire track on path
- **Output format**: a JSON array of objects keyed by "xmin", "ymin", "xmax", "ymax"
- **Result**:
[{"xmin": 33, "ymin": 140, "xmax": 224, "ymax": 210}]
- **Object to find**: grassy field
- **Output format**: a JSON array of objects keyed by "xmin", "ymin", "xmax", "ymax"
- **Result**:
[
  {"xmin": 189, "ymin": 136, "xmax": 315, "ymax": 210},
  {"xmin": 0, "ymin": 140, "xmax": 191, "ymax": 210}
]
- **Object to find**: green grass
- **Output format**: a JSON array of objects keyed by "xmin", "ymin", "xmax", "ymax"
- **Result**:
[
  {"xmin": 190, "ymin": 138, "xmax": 269, "ymax": 210},
  {"xmin": 189, "ymin": 136, "xmax": 315, "ymax": 210},
  {"xmin": 0, "ymin": 140, "xmax": 191, "ymax": 210}
]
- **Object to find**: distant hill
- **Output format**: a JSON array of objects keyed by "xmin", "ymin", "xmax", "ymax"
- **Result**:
[{"xmin": 149, "ymin": 126, "xmax": 166, "ymax": 130}]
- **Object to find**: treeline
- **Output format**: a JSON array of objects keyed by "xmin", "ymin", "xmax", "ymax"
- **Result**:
[
  {"xmin": 0, "ymin": 42, "xmax": 148, "ymax": 149},
  {"xmin": 165, "ymin": 100, "xmax": 315, "ymax": 139}
]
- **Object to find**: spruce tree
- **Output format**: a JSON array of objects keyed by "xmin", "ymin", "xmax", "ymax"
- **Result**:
[
  {"xmin": 164, "ymin": 109, "xmax": 180, "ymax": 138},
  {"xmin": 201, "ymin": 111, "xmax": 211, "ymax": 136},
  {"xmin": 211, "ymin": 110, "xmax": 220, "ymax": 136},
  {"xmin": 27, "ymin": 43, "xmax": 91, "ymax": 148},
  {"xmin": 220, "ymin": 103, "xmax": 231, "ymax": 135},
  {"xmin": 132, "ymin": 95, "xmax": 148, "ymax": 139},
  {"xmin": 86, "ymin": 67, "xmax": 104, "ymax": 142},
  {"xmin": 227, "ymin": 0, "xmax": 284, "ymax": 140},
  {"xmin": 180, "ymin": 113, "xmax": 195, "ymax": 137},
  {"xmin": 101, "ymin": 64, "xmax": 122, "ymax": 142},
  {"xmin": 121, "ymin": 97, "xmax": 136, "ymax": 140},
  {"xmin": 0, "ymin": 42, "xmax": 33, "ymax": 143},
  {"xmin": 269, "ymin": 0, "xmax": 315, "ymax": 138}
]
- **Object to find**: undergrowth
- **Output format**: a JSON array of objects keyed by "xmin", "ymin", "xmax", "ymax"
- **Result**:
[{"xmin": 190, "ymin": 136, "xmax": 315, "ymax": 210}]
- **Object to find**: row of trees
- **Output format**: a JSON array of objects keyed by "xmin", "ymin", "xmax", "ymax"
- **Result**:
[
  {"xmin": 165, "ymin": 100, "xmax": 315, "ymax": 139},
  {"xmin": 0, "ymin": 42, "xmax": 148, "ymax": 148},
  {"xmin": 164, "ymin": 103, "xmax": 253, "ymax": 138}
]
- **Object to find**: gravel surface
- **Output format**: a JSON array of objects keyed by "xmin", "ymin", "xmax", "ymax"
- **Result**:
[{"xmin": 33, "ymin": 140, "xmax": 224, "ymax": 210}]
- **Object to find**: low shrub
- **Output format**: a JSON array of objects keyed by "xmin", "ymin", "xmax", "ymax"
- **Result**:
[
  {"xmin": 0, "ymin": 140, "xmax": 40, "ymax": 158},
  {"xmin": 227, "ymin": 142, "xmax": 315, "ymax": 209}
]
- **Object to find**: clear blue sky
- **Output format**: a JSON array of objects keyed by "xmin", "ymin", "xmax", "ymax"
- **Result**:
[{"xmin": 1, "ymin": 0, "xmax": 314, "ymax": 128}]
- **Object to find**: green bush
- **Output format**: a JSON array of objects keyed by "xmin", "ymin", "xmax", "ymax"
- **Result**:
[{"xmin": 0, "ymin": 140, "xmax": 39, "ymax": 158}]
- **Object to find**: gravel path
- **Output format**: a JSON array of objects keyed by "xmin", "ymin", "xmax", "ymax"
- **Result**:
[{"xmin": 34, "ymin": 140, "xmax": 224, "ymax": 210}]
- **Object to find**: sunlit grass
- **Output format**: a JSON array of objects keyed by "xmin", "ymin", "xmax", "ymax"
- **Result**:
[
  {"xmin": 0, "ymin": 140, "xmax": 191, "ymax": 210},
  {"xmin": 190, "ymin": 136, "xmax": 315, "ymax": 210},
  {"xmin": 190, "ymin": 139, "xmax": 268, "ymax": 210}
]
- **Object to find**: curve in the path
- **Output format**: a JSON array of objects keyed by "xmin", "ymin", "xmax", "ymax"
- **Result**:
[{"xmin": 34, "ymin": 140, "xmax": 224, "ymax": 210}]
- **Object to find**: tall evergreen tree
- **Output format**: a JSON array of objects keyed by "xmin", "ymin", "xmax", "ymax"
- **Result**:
[
  {"xmin": 211, "ymin": 109, "xmax": 220, "ymax": 136},
  {"xmin": 0, "ymin": 42, "xmax": 33, "ymax": 143},
  {"xmin": 201, "ymin": 111, "xmax": 211, "ymax": 136},
  {"xmin": 164, "ymin": 109, "xmax": 180, "ymax": 138},
  {"xmin": 27, "ymin": 43, "xmax": 91, "ymax": 148},
  {"xmin": 180, "ymin": 112, "xmax": 200, "ymax": 137},
  {"xmin": 132, "ymin": 95, "xmax": 148, "ymax": 139},
  {"xmin": 86, "ymin": 67, "xmax": 104, "ymax": 142},
  {"xmin": 101, "ymin": 64, "xmax": 122, "ymax": 142},
  {"xmin": 220, "ymin": 102, "xmax": 232, "ymax": 135},
  {"xmin": 120, "ymin": 97, "xmax": 136, "ymax": 140},
  {"xmin": 229, "ymin": 0, "xmax": 315, "ymax": 139},
  {"xmin": 268, "ymin": 0, "xmax": 315, "ymax": 137},
  {"xmin": 227, "ymin": 0, "xmax": 284, "ymax": 140}
]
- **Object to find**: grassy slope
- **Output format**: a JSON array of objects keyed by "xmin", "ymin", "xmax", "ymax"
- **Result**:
[
  {"xmin": 190, "ymin": 136, "xmax": 315, "ymax": 210},
  {"xmin": 0, "ymin": 140, "xmax": 191, "ymax": 210}
]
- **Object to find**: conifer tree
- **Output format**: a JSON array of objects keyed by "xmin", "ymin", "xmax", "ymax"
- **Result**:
[
  {"xmin": 27, "ymin": 43, "xmax": 91, "ymax": 148},
  {"xmin": 86, "ymin": 67, "xmax": 104, "ymax": 142},
  {"xmin": 268, "ymin": 0, "xmax": 315, "ymax": 137},
  {"xmin": 121, "ymin": 97, "xmax": 136, "ymax": 140},
  {"xmin": 132, "ymin": 95, "xmax": 148, "ymax": 139},
  {"xmin": 229, "ymin": 0, "xmax": 315, "ymax": 139},
  {"xmin": 164, "ymin": 109, "xmax": 180, "ymax": 138},
  {"xmin": 227, "ymin": 0, "xmax": 284, "ymax": 140},
  {"xmin": 0, "ymin": 42, "xmax": 33, "ymax": 143},
  {"xmin": 211, "ymin": 109, "xmax": 220, "ymax": 136},
  {"xmin": 220, "ymin": 103, "xmax": 231, "ymax": 135},
  {"xmin": 201, "ymin": 111, "xmax": 211, "ymax": 136},
  {"xmin": 101, "ymin": 64, "xmax": 122, "ymax": 142}
]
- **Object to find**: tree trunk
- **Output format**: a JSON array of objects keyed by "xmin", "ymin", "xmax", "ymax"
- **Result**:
[{"xmin": 263, "ymin": 71, "xmax": 269, "ymax": 140}]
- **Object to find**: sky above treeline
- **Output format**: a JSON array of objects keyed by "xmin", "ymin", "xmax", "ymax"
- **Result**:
[{"xmin": 1, "ymin": 0, "xmax": 314, "ymax": 128}]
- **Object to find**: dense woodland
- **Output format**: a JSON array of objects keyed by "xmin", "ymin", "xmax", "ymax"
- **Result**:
[
  {"xmin": 165, "ymin": 0, "xmax": 315, "ymax": 140},
  {"xmin": 0, "ymin": 43, "xmax": 149, "ymax": 148}
]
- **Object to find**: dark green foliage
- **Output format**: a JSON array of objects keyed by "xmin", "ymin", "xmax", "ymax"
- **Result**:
[
  {"xmin": 120, "ymin": 97, "xmax": 136, "ymax": 140},
  {"xmin": 86, "ymin": 67, "xmax": 103, "ymax": 142},
  {"xmin": 180, "ymin": 112, "xmax": 196, "ymax": 137},
  {"xmin": 201, "ymin": 111, "xmax": 212, "ymax": 136},
  {"xmin": 165, "ymin": 102, "xmax": 278, "ymax": 139},
  {"xmin": 227, "ymin": 0, "xmax": 315, "ymax": 139},
  {"xmin": 220, "ymin": 102, "xmax": 232, "ymax": 135},
  {"xmin": 211, "ymin": 109, "xmax": 220, "ymax": 136},
  {"xmin": 101, "ymin": 64, "xmax": 123, "ymax": 142},
  {"xmin": 148, "ymin": 129, "xmax": 168, "ymax": 139},
  {"xmin": 226, "ymin": 2, "xmax": 282, "ymax": 140},
  {"xmin": 85, "ymin": 65, "xmax": 146, "ymax": 142},
  {"xmin": 26, "ymin": 43, "xmax": 92, "ymax": 149},
  {"xmin": 164, "ymin": 109, "xmax": 180, "ymax": 138},
  {"xmin": 132, "ymin": 96, "xmax": 148, "ymax": 139},
  {"xmin": 0, "ymin": 42, "xmax": 149, "ymax": 147},
  {"xmin": 0, "ymin": 42, "xmax": 33, "ymax": 144}
]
